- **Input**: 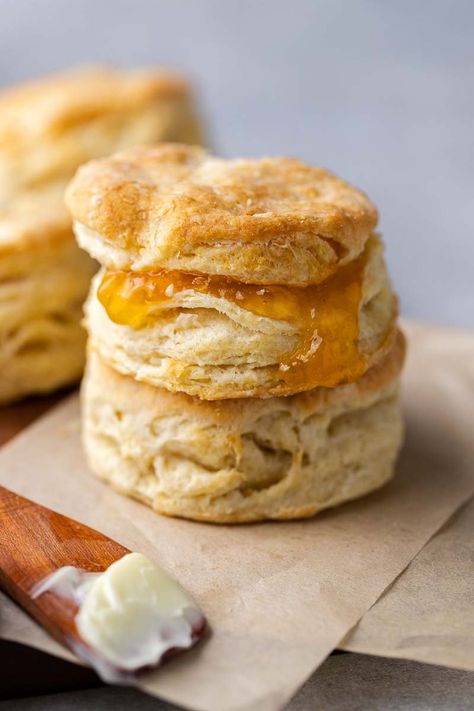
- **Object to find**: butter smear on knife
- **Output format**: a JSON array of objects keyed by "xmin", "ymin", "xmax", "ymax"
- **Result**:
[{"xmin": 32, "ymin": 552, "xmax": 206, "ymax": 681}]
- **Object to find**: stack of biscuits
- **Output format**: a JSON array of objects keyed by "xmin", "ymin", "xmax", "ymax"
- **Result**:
[
  {"xmin": 66, "ymin": 144, "xmax": 405, "ymax": 523},
  {"xmin": 0, "ymin": 67, "xmax": 202, "ymax": 404}
]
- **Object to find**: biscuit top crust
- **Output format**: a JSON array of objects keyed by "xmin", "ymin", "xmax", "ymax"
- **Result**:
[
  {"xmin": 0, "ymin": 184, "xmax": 71, "ymax": 256},
  {"xmin": 67, "ymin": 144, "xmax": 378, "ymax": 285},
  {"xmin": 0, "ymin": 66, "xmax": 190, "ymax": 139}
]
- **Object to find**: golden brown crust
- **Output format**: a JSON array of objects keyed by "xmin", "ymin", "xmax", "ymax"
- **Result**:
[
  {"xmin": 0, "ymin": 65, "xmax": 191, "ymax": 137},
  {"xmin": 67, "ymin": 144, "xmax": 378, "ymax": 285}
]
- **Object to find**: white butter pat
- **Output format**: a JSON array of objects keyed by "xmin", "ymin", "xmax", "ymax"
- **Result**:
[{"xmin": 33, "ymin": 552, "xmax": 205, "ymax": 680}]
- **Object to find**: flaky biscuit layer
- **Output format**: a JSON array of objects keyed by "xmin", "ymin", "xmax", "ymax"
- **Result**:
[
  {"xmin": 82, "ymin": 334, "xmax": 404, "ymax": 523},
  {"xmin": 67, "ymin": 144, "xmax": 377, "ymax": 285},
  {"xmin": 85, "ymin": 235, "xmax": 395, "ymax": 399},
  {"xmin": 0, "ymin": 240, "xmax": 96, "ymax": 404}
]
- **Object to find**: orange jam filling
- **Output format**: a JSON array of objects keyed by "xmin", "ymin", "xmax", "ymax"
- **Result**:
[{"xmin": 98, "ymin": 255, "xmax": 368, "ymax": 390}]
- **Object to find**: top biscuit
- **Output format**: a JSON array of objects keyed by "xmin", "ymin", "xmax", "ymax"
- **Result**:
[
  {"xmin": 67, "ymin": 144, "xmax": 378, "ymax": 285},
  {"xmin": 0, "ymin": 66, "xmax": 201, "ymax": 200}
]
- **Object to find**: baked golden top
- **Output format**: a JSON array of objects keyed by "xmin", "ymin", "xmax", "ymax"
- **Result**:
[
  {"xmin": 0, "ymin": 184, "xmax": 71, "ymax": 258},
  {"xmin": 67, "ymin": 144, "xmax": 378, "ymax": 285},
  {"xmin": 0, "ymin": 67, "xmax": 199, "ymax": 199},
  {"xmin": 0, "ymin": 65, "xmax": 190, "ymax": 138}
]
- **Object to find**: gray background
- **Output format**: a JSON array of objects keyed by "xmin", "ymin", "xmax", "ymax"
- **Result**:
[{"xmin": 1, "ymin": 0, "xmax": 473, "ymax": 326}]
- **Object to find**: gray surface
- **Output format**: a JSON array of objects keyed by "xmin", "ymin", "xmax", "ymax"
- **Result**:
[
  {"xmin": 1, "ymin": 0, "xmax": 473, "ymax": 326},
  {"xmin": 1, "ymin": 654, "xmax": 473, "ymax": 711},
  {"xmin": 1, "ymin": 2, "xmax": 473, "ymax": 709}
]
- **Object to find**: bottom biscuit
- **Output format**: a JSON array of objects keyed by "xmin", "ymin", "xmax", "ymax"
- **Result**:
[{"xmin": 82, "ymin": 332, "xmax": 405, "ymax": 523}]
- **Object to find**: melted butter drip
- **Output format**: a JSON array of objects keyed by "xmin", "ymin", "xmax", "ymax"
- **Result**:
[{"xmin": 98, "ymin": 256, "xmax": 367, "ymax": 390}]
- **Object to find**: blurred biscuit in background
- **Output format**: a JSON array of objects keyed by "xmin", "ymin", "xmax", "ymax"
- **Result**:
[
  {"xmin": 0, "ymin": 66, "xmax": 203, "ymax": 198},
  {"xmin": 0, "ymin": 67, "xmax": 204, "ymax": 404}
]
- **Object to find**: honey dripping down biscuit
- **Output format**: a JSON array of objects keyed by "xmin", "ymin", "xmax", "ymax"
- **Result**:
[{"xmin": 98, "ymin": 252, "xmax": 371, "ymax": 391}]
